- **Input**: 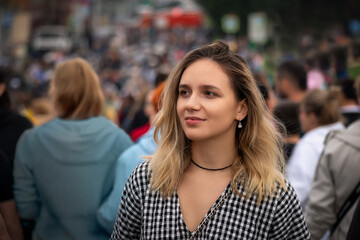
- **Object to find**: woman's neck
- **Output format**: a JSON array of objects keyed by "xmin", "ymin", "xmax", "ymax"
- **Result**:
[{"xmin": 191, "ymin": 139, "xmax": 236, "ymax": 169}]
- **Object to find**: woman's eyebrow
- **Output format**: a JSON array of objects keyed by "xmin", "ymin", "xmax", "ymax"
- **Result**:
[
  {"xmin": 179, "ymin": 84, "xmax": 220, "ymax": 90},
  {"xmin": 178, "ymin": 84, "xmax": 190, "ymax": 89},
  {"xmin": 200, "ymin": 85, "xmax": 221, "ymax": 91}
]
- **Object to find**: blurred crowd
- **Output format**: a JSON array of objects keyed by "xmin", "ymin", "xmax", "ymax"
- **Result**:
[
  {"xmin": 1, "ymin": 23, "xmax": 360, "ymax": 240},
  {"xmin": 3, "ymin": 25, "xmax": 213, "ymax": 132}
]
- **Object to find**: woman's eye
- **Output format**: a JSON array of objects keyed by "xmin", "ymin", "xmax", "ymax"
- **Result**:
[
  {"xmin": 205, "ymin": 91, "xmax": 216, "ymax": 97},
  {"xmin": 179, "ymin": 90, "xmax": 189, "ymax": 96}
]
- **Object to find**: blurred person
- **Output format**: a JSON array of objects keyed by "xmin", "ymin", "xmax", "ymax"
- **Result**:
[
  {"xmin": 0, "ymin": 67, "xmax": 30, "ymax": 240},
  {"xmin": 287, "ymin": 88, "xmax": 344, "ymax": 211},
  {"xmin": 305, "ymin": 57, "xmax": 326, "ymax": 90},
  {"xmin": 129, "ymin": 73, "xmax": 168, "ymax": 142},
  {"xmin": 84, "ymin": 16, "xmax": 94, "ymax": 49},
  {"xmin": 27, "ymin": 97, "xmax": 55, "ymax": 126},
  {"xmin": 118, "ymin": 94, "xmax": 135, "ymax": 131},
  {"xmin": 111, "ymin": 41, "xmax": 310, "ymax": 239},
  {"xmin": 273, "ymin": 100, "xmax": 301, "ymax": 163},
  {"xmin": 13, "ymin": 58, "xmax": 133, "ymax": 240},
  {"xmin": 97, "ymin": 82, "xmax": 165, "ymax": 233},
  {"xmin": 117, "ymin": 71, "xmax": 150, "ymax": 134},
  {"xmin": 307, "ymin": 69, "xmax": 326, "ymax": 90},
  {"xmin": 154, "ymin": 72, "xmax": 168, "ymax": 87},
  {"xmin": 253, "ymin": 71, "xmax": 277, "ymax": 112},
  {"xmin": 317, "ymin": 52, "xmax": 333, "ymax": 86},
  {"xmin": 0, "ymin": 67, "xmax": 32, "ymax": 165},
  {"xmin": 102, "ymin": 83, "xmax": 120, "ymax": 126},
  {"xmin": 275, "ymin": 60, "xmax": 308, "ymax": 102},
  {"xmin": 101, "ymin": 50, "xmax": 121, "ymax": 70},
  {"xmin": 126, "ymin": 91, "xmax": 151, "ymax": 135},
  {"xmin": 120, "ymin": 70, "xmax": 155, "ymax": 134},
  {"xmin": 334, "ymin": 79, "xmax": 360, "ymax": 126},
  {"xmin": 305, "ymin": 77, "xmax": 360, "ymax": 240},
  {"xmin": 332, "ymin": 46, "xmax": 349, "ymax": 81},
  {"xmin": 0, "ymin": 149, "xmax": 24, "ymax": 240},
  {"xmin": 347, "ymin": 42, "xmax": 360, "ymax": 80},
  {"xmin": 273, "ymin": 60, "xmax": 307, "ymax": 163},
  {"xmin": 129, "ymin": 89, "xmax": 154, "ymax": 142}
]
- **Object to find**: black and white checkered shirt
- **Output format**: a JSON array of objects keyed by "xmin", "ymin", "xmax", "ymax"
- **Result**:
[{"xmin": 111, "ymin": 161, "xmax": 311, "ymax": 239}]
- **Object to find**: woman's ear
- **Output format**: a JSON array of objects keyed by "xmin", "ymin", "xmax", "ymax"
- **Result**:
[{"xmin": 236, "ymin": 99, "xmax": 248, "ymax": 121}]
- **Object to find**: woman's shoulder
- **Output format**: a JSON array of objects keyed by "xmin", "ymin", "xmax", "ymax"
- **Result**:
[
  {"xmin": 127, "ymin": 160, "xmax": 151, "ymax": 188},
  {"xmin": 235, "ymin": 177, "xmax": 297, "ymax": 206},
  {"xmin": 133, "ymin": 160, "xmax": 150, "ymax": 174},
  {"xmin": 266, "ymin": 179, "xmax": 310, "ymax": 239},
  {"xmin": 17, "ymin": 118, "xmax": 53, "ymax": 141},
  {"xmin": 272, "ymin": 178, "xmax": 300, "ymax": 206},
  {"xmin": 89, "ymin": 116, "xmax": 119, "ymax": 130},
  {"xmin": 14, "ymin": 120, "xmax": 54, "ymax": 154},
  {"xmin": 97, "ymin": 117, "xmax": 131, "ymax": 136},
  {"xmin": 89, "ymin": 117, "xmax": 132, "ymax": 143}
]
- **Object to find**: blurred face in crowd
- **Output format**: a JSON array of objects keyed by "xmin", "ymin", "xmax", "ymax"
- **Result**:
[
  {"xmin": 275, "ymin": 76, "xmax": 288, "ymax": 99},
  {"xmin": 144, "ymin": 90, "xmax": 156, "ymax": 123},
  {"xmin": 299, "ymin": 104, "xmax": 318, "ymax": 133},
  {"xmin": 177, "ymin": 58, "xmax": 246, "ymax": 143}
]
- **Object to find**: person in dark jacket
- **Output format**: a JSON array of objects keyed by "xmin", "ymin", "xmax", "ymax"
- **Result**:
[{"xmin": 0, "ymin": 67, "xmax": 32, "ymax": 240}]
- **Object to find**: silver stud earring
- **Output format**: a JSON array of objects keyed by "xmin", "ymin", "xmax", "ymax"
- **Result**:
[{"xmin": 238, "ymin": 121, "xmax": 242, "ymax": 129}]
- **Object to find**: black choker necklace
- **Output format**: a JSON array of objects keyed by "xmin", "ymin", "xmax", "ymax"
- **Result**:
[{"xmin": 190, "ymin": 159, "xmax": 233, "ymax": 171}]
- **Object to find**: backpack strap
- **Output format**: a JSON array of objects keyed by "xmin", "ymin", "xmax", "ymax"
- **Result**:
[{"xmin": 331, "ymin": 181, "xmax": 360, "ymax": 235}]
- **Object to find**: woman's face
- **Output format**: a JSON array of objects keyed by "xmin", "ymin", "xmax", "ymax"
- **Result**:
[
  {"xmin": 299, "ymin": 104, "xmax": 318, "ymax": 133},
  {"xmin": 177, "ymin": 59, "xmax": 247, "ymax": 143},
  {"xmin": 144, "ymin": 90, "xmax": 156, "ymax": 122}
]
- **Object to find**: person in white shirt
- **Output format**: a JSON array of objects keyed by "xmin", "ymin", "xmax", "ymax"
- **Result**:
[{"xmin": 286, "ymin": 88, "xmax": 344, "ymax": 211}]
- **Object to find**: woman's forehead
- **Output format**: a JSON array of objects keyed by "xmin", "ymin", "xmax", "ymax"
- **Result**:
[{"xmin": 179, "ymin": 59, "xmax": 230, "ymax": 86}]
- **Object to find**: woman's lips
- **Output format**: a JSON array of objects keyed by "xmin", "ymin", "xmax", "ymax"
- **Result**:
[{"xmin": 185, "ymin": 117, "xmax": 205, "ymax": 125}]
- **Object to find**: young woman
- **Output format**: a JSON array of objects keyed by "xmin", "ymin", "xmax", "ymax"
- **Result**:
[
  {"xmin": 287, "ymin": 88, "xmax": 344, "ymax": 211},
  {"xmin": 111, "ymin": 41, "xmax": 310, "ymax": 239},
  {"xmin": 13, "ymin": 58, "xmax": 133, "ymax": 240}
]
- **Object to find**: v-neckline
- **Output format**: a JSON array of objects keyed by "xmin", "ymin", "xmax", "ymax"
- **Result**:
[{"xmin": 175, "ymin": 181, "xmax": 232, "ymax": 234}]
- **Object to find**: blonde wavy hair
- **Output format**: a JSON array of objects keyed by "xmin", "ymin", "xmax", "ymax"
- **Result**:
[
  {"xmin": 150, "ymin": 40, "xmax": 286, "ymax": 203},
  {"xmin": 51, "ymin": 58, "xmax": 104, "ymax": 119}
]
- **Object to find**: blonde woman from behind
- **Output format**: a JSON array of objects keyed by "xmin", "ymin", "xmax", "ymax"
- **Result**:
[{"xmin": 13, "ymin": 58, "xmax": 133, "ymax": 240}]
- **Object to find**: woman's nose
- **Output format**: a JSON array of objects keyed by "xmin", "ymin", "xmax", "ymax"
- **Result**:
[{"xmin": 185, "ymin": 94, "xmax": 201, "ymax": 111}]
